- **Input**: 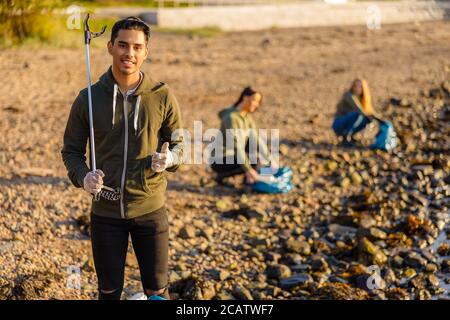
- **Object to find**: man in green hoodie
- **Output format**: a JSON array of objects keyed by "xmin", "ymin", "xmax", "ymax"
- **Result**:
[{"xmin": 61, "ymin": 17, "xmax": 183, "ymax": 300}]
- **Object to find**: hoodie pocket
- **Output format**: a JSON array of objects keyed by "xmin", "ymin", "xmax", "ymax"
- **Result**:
[
  {"xmin": 125, "ymin": 159, "xmax": 150, "ymax": 201},
  {"xmin": 126, "ymin": 159, "xmax": 165, "ymax": 202},
  {"xmin": 100, "ymin": 160, "xmax": 122, "ymax": 189},
  {"xmin": 143, "ymin": 164, "xmax": 163, "ymax": 196}
]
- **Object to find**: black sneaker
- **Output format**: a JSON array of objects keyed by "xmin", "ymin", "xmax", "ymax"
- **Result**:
[
  {"xmin": 349, "ymin": 136, "xmax": 364, "ymax": 148},
  {"xmin": 339, "ymin": 138, "xmax": 355, "ymax": 148}
]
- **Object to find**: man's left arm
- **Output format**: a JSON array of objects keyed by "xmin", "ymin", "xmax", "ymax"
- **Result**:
[{"xmin": 160, "ymin": 88, "xmax": 183, "ymax": 172}]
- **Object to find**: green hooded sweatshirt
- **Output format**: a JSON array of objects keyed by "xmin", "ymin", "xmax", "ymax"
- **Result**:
[
  {"xmin": 210, "ymin": 106, "xmax": 271, "ymax": 172},
  {"xmin": 61, "ymin": 67, "xmax": 183, "ymax": 219},
  {"xmin": 335, "ymin": 91, "xmax": 364, "ymax": 118}
]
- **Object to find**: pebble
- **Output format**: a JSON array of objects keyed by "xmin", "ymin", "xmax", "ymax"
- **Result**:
[
  {"xmin": 357, "ymin": 237, "xmax": 388, "ymax": 265},
  {"xmin": 266, "ymin": 264, "xmax": 292, "ymax": 280},
  {"xmin": 179, "ymin": 225, "xmax": 197, "ymax": 239},
  {"xmin": 404, "ymin": 251, "xmax": 428, "ymax": 270},
  {"xmin": 285, "ymin": 239, "xmax": 311, "ymax": 255},
  {"xmin": 311, "ymin": 255, "xmax": 329, "ymax": 272},
  {"xmin": 278, "ymin": 273, "xmax": 314, "ymax": 291},
  {"xmin": 233, "ymin": 285, "xmax": 253, "ymax": 300}
]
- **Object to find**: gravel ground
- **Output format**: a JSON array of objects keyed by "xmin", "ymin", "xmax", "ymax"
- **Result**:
[{"xmin": 0, "ymin": 20, "xmax": 449, "ymax": 300}]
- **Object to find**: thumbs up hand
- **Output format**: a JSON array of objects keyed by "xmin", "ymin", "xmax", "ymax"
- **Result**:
[{"xmin": 151, "ymin": 142, "xmax": 174, "ymax": 172}]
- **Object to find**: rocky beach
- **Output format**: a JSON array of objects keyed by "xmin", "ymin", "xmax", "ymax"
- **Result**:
[{"xmin": 0, "ymin": 20, "xmax": 449, "ymax": 300}]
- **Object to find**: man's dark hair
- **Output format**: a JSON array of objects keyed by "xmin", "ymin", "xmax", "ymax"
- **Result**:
[{"xmin": 110, "ymin": 16, "xmax": 150, "ymax": 44}]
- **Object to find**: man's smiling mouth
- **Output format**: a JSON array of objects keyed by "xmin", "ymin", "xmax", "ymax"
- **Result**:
[{"xmin": 121, "ymin": 59, "xmax": 135, "ymax": 66}]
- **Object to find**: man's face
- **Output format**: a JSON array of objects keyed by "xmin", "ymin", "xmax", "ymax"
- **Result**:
[{"xmin": 108, "ymin": 29, "xmax": 148, "ymax": 76}]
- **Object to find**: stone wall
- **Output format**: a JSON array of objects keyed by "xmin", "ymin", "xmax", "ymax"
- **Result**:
[{"xmin": 129, "ymin": 1, "xmax": 450, "ymax": 31}]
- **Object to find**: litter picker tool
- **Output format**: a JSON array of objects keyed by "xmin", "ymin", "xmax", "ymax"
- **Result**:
[{"xmin": 84, "ymin": 14, "xmax": 106, "ymax": 200}]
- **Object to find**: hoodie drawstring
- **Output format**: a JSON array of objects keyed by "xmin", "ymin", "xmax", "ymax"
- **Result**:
[
  {"xmin": 112, "ymin": 84, "xmax": 141, "ymax": 135},
  {"xmin": 112, "ymin": 84, "xmax": 118, "ymax": 129},
  {"xmin": 133, "ymin": 95, "xmax": 141, "ymax": 136}
]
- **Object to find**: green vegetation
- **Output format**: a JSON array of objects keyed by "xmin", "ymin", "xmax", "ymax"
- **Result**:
[
  {"xmin": 0, "ymin": 0, "xmax": 62, "ymax": 46},
  {"xmin": 0, "ymin": 0, "xmax": 217, "ymax": 48},
  {"xmin": 0, "ymin": 8, "xmax": 116, "ymax": 48},
  {"xmin": 73, "ymin": 0, "xmax": 196, "ymax": 10},
  {"xmin": 155, "ymin": 26, "xmax": 222, "ymax": 37}
]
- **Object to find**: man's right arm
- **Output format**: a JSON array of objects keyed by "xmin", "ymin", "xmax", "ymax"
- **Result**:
[{"xmin": 61, "ymin": 91, "xmax": 91, "ymax": 188}]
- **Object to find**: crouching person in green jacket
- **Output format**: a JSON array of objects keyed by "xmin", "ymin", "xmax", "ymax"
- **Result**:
[
  {"xmin": 210, "ymin": 87, "xmax": 279, "ymax": 185},
  {"xmin": 61, "ymin": 17, "xmax": 183, "ymax": 300}
]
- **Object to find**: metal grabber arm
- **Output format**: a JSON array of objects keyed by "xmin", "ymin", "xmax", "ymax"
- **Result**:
[
  {"xmin": 84, "ymin": 14, "xmax": 106, "ymax": 201},
  {"xmin": 84, "ymin": 13, "xmax": 107, "ymax": 45}
]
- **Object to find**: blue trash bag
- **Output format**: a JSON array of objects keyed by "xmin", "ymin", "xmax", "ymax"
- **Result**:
[
  {"xmin": 252, "ymin": 167, "xmax": 294, "ymax": 194},
  {"xmin": 370, "ymin": 120, "xmax": 397, "ymax": 151},
  {"xmin": 148, "ymin": 295, "xmax": 167, "ymax": 300},
  {"xmin": 274, "ymin": 166, "xmax": 293, "ymax": 181}
]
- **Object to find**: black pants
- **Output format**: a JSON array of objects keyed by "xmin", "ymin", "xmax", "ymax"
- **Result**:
[{"xmin": 90, "ymin": 206, "xmax": 169, "ymax": 300}]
